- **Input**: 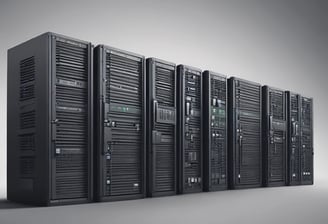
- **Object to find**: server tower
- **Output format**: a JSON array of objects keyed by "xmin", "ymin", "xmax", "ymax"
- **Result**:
[
  {"xmin": 7, "ymin": 32, "xmax": 93, "ymax": 205},
  {"xmin": 228, "ymin": 77, "xmax": 262, "ymax": 189},
  {"xmin": 262, "ymin": 86, "xmax": 287, "ymax": 187},
  {"xmin": 286, "ymin": 91, "xmax": 301, "ymax": 185},
  {"xmin": 287, "ymin": 92, "xmax": 314, "ymax": 185},
  {"xmin": 146, "ymin": 58, "xmax": 177, "ymax": 197},
  {"xmin": 203, "ymin": 71, "xmax": 228, "ymax": 191},
  {"xmin": 177, "ymin": 65, "xmax": 203, "ymax": 194},
  {"xmin": 94, "ymin": 45, "xmax": 146, "ymax": 201},
  {"xmin": 299, "ymin": 96, "xmax": 314, "ymax": 185}
]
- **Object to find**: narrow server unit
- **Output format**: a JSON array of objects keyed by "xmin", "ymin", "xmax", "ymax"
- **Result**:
[
  {"xmin": 7, "ymin": 32, "xmax": 94, "ymax": 205},
  {"xmin": 203, "ymin": 71, "xmax": 228, "ymax": 191},
  {"xmin": 228, "ymin": 77, "xmax": 262, "ymax": 189},
  {"xmin": 94, "ymin": 45, "xmax": 146, "ymax": 201},
  {"xmin": 286, "ymin": 92, "xmax": 313, "ymax": 185},
  {"xmin": 262, "ymin": 86, "xmax": 287, "ymax": 187},
  {"xmin": 177, "ymin": 65, "xmax": 203, "ymax": 194},
  {"xmin": 146, "ymin": 58, "xmax": 177, "ymax": 197}
]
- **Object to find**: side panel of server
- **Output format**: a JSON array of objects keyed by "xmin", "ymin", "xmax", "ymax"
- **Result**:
[
  {"xmin": 94, "ymin": 45, "xmax": 146, "ymax": 201},
  {"xmin": 203, "ymin": 71, "xmax": 228, "ymax": 191},
  {"xmin": 300, "ymin": 97, "xmax": 314, "ymax": 185},
  {"xmin": 177, "ymin": 65, "xmax": 203, "ymax": 194},
  {"xmin": 146, "ymin": 58, "xmax": 177, "ymax": 197},
  {"xmin": 262, "ymin": 86, "xmax": 287, "ymax": 187},
  {"xmin": 7, "ymin": 32, "xmax": 93, "ymax": 205},
  {"xmin": 286, "ymin": 92, "xmax": 301, "ymax": 185},
  {"xmin": 228, "ymin": 77, "xmax": 262, "ymax": 189}
]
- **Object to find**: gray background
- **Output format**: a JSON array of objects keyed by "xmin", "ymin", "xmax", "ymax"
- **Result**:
[{"xmin": 0, "ymin": 0, "xmax": 327, "ymax": 223}]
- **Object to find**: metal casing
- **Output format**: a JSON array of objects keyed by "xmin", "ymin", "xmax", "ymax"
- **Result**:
[
  {"xmin": 146, "ymin": 58, "xmax": 177, "ymax": 197},
  {"xmin": 94, "ymin": 45, "xmax": 146, "ymax": 201},
  {"xmin": 203, "ymin": 71, "xmax": 228, "ymax": 191},
  {"xmin": 7, "ymin": 32, "xmax": 94, "ymax": 206},
  {"xmin": 228, "ymin": 77, "xmax": 262, "ymax": 189},
  {"xmin": 177, "ymin": 65, "xmax": 203, "ymax": 194},
  {"xmin": 262, "ymin": 86, "xmax": 287, "ymax": 187}
]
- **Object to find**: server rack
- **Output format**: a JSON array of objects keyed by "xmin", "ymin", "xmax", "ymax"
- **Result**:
[
  {"xmin": 94, "ymin": 45, "xmax": 146, "ymax": 201},
  {"xmin": 7, "ymin": 32, "xmax": 93, "ymax": 206},
  {"xmin": 300, "ymin": 96, "xmax": 314, "ymax": 185},
  {"xmin": 228, "ymin": 77, "xmax": 262, "ymax": 189},
  {"xmin": 203, "ymin": 71, "xmax": 228, "ymax": 191},
  {"xmin": 146, "ymin": 58, "xmax": 177, "ymax": 197},
  {"xmin": 286, "ymin": 91, "xmax": 301, "ymax": 185},
  {"xmin": 177, "ymin": 65, "xmax": 203, "ymax": 194},
  {"xmin": 262, "ymin": 86, "xmax": 287, "ymax": 187}
]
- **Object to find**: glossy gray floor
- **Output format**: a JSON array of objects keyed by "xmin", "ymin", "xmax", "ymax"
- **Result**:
[{"xmin": 1, "ymin": 180, "xmax": 327, "ymax": 224}]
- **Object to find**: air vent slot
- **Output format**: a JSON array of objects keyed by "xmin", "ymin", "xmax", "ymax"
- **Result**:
[
  {"xmin": 20, "ymin": 110, "xmax": 36, "ymax": 129},
  {"xmin": 19, "ymin": 134, "xmax": 35, "ymax": 151}
]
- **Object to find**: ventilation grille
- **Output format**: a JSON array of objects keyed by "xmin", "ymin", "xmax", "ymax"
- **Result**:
[
  {"xmin": 19, "ymin": 133, "xmax": 35, "ymax": 151},
  {"xmin": 235, "ymin": 80, "xmax": 261, "ymax": 185},
  {"xmin": 269, "ymin": 131, "xmax": 285, "ymax": 182},
  {"xmin": 106, "ymin": 53, "xmax": 142, "ymax": 107},
  {"xmin": 19, "ymin": 156, "xmax": 35, "ymax": 179},
  {"xmin": 155, "ymin": 67, "xmax": 175, "ymax": 107},
  {"xmin": 20, "ymin": 110, "xmax": 36, "ymax": 129},
  {"xmin": 269, "ymin": 90, "xmax": 285, "ymax": 120},
  {"xmin": 20, "ymin": 56, "xmax": 35, "ymax": 101},
  {"xmin": 54, "ymin": 39, "xmax": 89, "ymax": 200},
  {"xmin": 152, "ymin": 63, "xmax": 176, "ymax": 193},
  {"xmin": 209, "ymin": 76, "xmax": 227, "ymax": 187},
  {"xmin": 104, "ymin": 51, "xmax": 143, "ymax": 197},
  {"xmin": 184, "ymin": 71, "xmax": 202, "ymax": 191}
]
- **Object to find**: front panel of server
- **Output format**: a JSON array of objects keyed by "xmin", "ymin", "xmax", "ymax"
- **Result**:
[
  {"xmin": 228, "ymin": 78, "xmax": 262, "ymax": 189},
  {"xmin": 95, "ymin": 46, "xmax": 145, "ymax": 201},
  {"xmin": 51, "ymin": 35, "xmax": 93, "ymax": 201},
  {"xmin": 287, "ymin": 92, "xmax": 301, "ymax": 185},
  {"xmin": 300, "ymin": 97, "xmax": 313, "ymax": 184},
  {"xmin": 177, "ymin": 65, "xmax": 202, "ymax": 194},
  {"xmin": 203, "ymin": 71, "xmax": 227, "ymax": 191},
  {"xmin": 263, "ymin": 87, "xmax": 287, "ymax": 187},
  {"xmin": 146, "ymin": 58, "xmax": 177, "ymax": 197}
]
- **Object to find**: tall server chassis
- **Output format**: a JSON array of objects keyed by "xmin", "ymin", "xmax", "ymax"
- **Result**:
[
  {"xmin": 177, "ymin": 65, "xmax": 203, "ymax": 194},
  {"xmin": 94, "ymin": 45, "xmax": 146, "ymax": 201},
  {"xmin": 7, "ymin": 32, "xmax": 93, "ymax": 205},
  {"xmin": 228, "ymin": 77, "xmax": 262, "ymax": 189},
  {"xmin": 299, "ymin": 96, "xmax": 314, "ymax": 185},
  {"xmin": 286, "ymin": 92, "xmax": 313, "ymax": 185},
  {"xmin": 262, "ymin": 86, "xmax": 287, "ymax": 187},
  {"xmin": 146, "ymin": 58, "xmax": 177, "ymax": 197},
  {"xmin": 203, "ymin": 71, "xmax": 228, "ymax": 191}
]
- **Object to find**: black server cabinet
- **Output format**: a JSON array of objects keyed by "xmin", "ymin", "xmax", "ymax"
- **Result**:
[
  {"xmin": 300, "ymin": 96, "xmax": 314, "ymax": 185},
  {"xmin": 286, "ymin": 92, "xmax": 314, "ymax": 186},
  {"xmin": 94, "ymin": 45, "xmax": 146, "ymax": 201},
  {"xmin": 203, "ymin": 71, "xmax": 228, "ymax": 191},
  {"xmin": 286, "ymin": 91, "xmax": 302, "ymax": 185},
  {"xmin": 7, "ymin": 32, "xmax": 93, "ymax": 206},
  {"xmin": 177, "ymin": 65, "xmax": 203, "ymax": 194},
  {"xmin": 146, "ymin": 58, "xmax": 177, "ymax": 197},
  {"xmin": 262, "ymin": 86, "xmax": 287, "ymax": 187},
  {"xmin": 228, "ymin": 77, "xmax": 262, "ymax": 189}
]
